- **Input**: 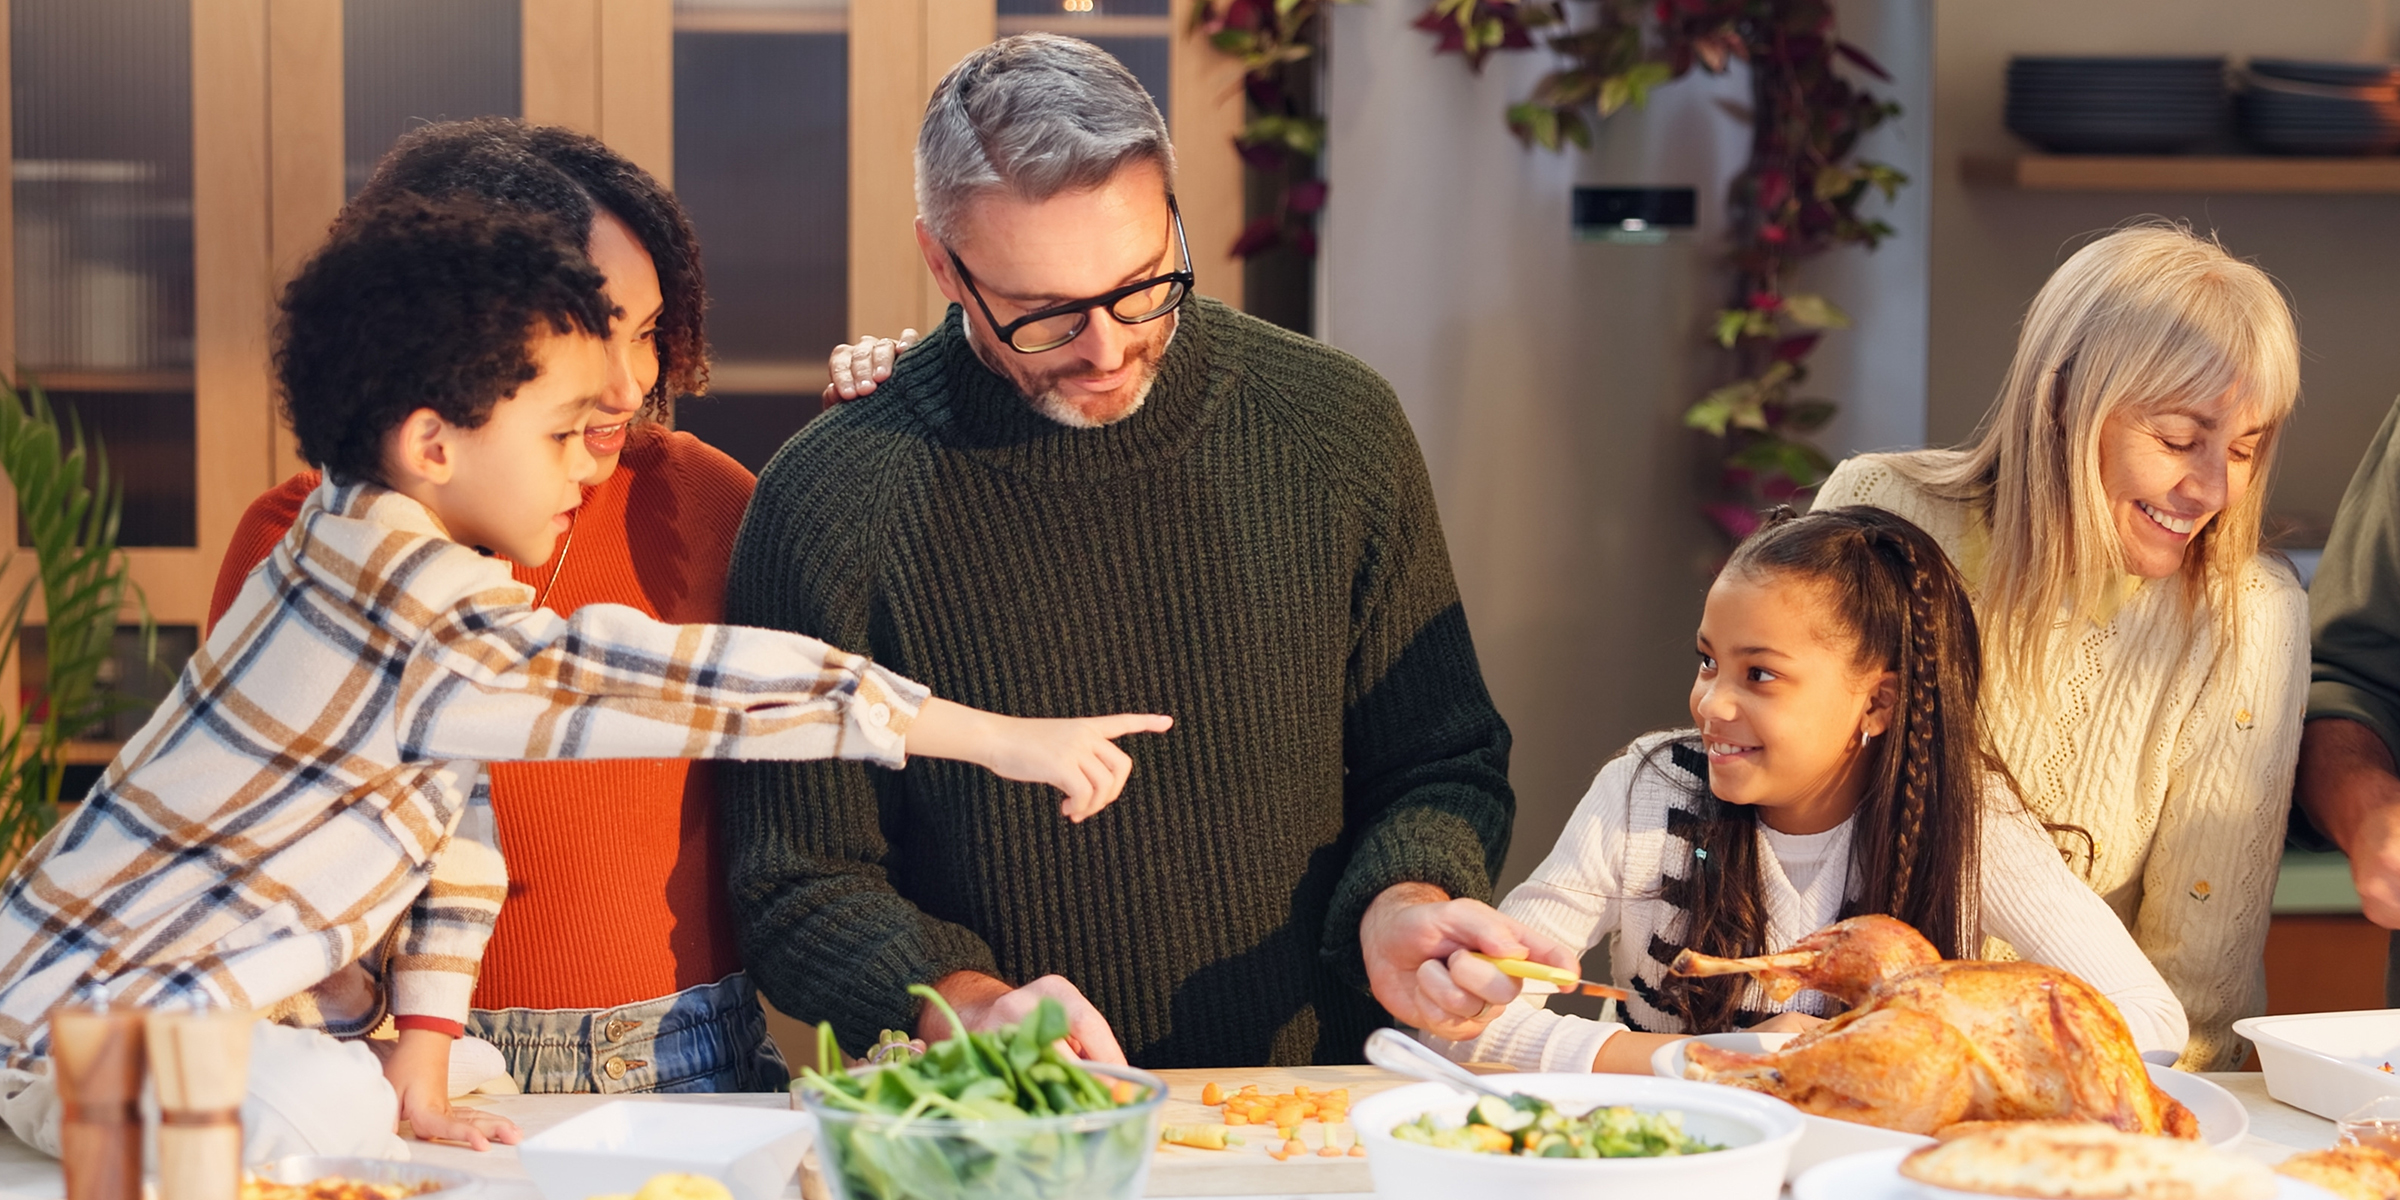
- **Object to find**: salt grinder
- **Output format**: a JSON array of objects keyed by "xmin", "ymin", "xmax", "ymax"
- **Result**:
[
  {"xmin": 50, "ymin": 989, "xmax": 144, "ymax": 1200},
  {"xmin": 148, "ymin": 999, "xmax": 251, "ymax": 1200}
]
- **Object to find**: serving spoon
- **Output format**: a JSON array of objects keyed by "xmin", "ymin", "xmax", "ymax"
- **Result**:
[{"xmin": 1363, "ymin": 1027, "xmax": 1517, "ymax": 1101}]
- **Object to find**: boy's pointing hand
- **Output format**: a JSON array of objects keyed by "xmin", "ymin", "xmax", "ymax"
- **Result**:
[{"xmin": 906, "ymin": 700, "xmax": 1173, "ymax": 821}]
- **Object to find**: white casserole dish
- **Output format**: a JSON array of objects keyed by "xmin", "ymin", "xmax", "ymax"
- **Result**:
[
  {"xmin": 517, "ymin": 1100, "xmax": 814, "ymax": 1200},
  {"xmin": 2234, "ymin": 1009, "xmax": 2400, "ymax": 1120},
  {"xmin": 1652, "ymin": 1031, "xmax": 2247, "ymax": 1179},
  {"xmin": 1348, "ymin": 1073, "xmax": 1803, "ymax": 1200}
]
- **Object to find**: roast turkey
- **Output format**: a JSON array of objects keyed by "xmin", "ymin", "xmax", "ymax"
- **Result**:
[{"xmin": 1669, "ymin": 914, "xmax": 2198, "ymax": 1138}]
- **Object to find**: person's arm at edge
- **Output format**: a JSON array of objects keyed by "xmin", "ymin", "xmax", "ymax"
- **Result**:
[{"xmin": 2301, "ymin": 395, "xmax": 2400, "ymax": 926}]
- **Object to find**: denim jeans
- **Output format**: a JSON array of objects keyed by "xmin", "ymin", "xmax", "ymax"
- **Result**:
[{"xmin": 466, "ymin": 972, "xmax": 789, "ymax": 1094}]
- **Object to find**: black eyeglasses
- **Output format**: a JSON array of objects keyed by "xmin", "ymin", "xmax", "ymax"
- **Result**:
[{"xmin": 946, "ymin": 195, "xmax": 1193, "ymax": 354}]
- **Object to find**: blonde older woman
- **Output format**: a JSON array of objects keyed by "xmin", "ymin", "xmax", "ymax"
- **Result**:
[{"xmin": 1813, "ymin": 223, "xmax": 2307, "ymax": 1070}]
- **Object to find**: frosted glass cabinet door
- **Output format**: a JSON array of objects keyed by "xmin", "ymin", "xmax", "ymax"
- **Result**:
[
  {"xmin": 13, "ymin": 0, "xmax": 197, "ymax": 547},
  {"xmin": 345, "ymin": 0, "xmax": 525, "ymax": 194},
  {"xmin": 670, "ymin": 0, "xmax": 850, "ymax": 472}
]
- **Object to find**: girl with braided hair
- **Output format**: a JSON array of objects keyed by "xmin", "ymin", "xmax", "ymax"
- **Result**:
[{"xmin": 1413, "ymin": 505, "xmax": 2187, "ymax": 1074}]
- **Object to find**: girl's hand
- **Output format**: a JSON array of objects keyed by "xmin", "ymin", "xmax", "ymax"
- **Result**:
[
  {"xmin": 906, "ymin": 698, "xmax": 1172, "ymax": 820},
  {"xmin": 824, "ymin": 329, "xmax": 920, "ymax": 404},
  {"xmin": 380, "ymin": 1029, "xmax": 521, "ymax": 1150},
  {"xmin": 1750, "ymin": 1011, "xmax": 1826, "ymax": 1035}
]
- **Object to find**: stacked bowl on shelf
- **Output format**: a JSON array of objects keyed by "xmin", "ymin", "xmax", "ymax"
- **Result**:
[
  {"xmin": 2004, "ymin": 57, "xmax": 2227, "ymax": 154},
  {"xmin": 2239, "ymin": 58, "xmax": 2400, "ymax": 154}
]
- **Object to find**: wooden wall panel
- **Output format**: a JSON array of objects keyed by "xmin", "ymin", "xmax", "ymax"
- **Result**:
[
  {"xmin": 526, "ymin": 0, "xmax": 674, "ymax": 187},
  {"xmin": 186, "ymin": 0, "xmax": 277, "ymax": 627},
  {"xmin": 851, "ymin": 0, "xmax": 993, "ymax": 338},
  {"xmin": 597, "ymin": 0, "xmax": 673, "ymax": 187},
  {"xmin": 266, "ymin": 0, "xmax": 345, "ymax": 479},
  {"xmin": 523, "ymin": 0, "xmax": 604, "ymax": 135},
  {"xmin": 1168, "ymin": 19, "xmax": 1244, "ymax": 309}
]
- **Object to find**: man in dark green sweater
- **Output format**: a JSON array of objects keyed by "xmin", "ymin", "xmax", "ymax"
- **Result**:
[{"xmin": 719, "ymin": 34, "xmax": 1522, "ymax": 1068}]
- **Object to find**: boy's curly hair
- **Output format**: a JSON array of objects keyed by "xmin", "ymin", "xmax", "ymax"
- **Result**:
[
  {"xmin": 349, "ymin": 117, "xmax": 709, "ymax": 411},
  {"xmin": 276, "ymin": 193, "xmax": 615, "ymax": 485}
]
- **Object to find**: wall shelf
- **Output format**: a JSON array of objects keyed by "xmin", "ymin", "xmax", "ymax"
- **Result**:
[{"xmin": 1963, "ymin": 153, "xmax": 2400, "ymax": 194}]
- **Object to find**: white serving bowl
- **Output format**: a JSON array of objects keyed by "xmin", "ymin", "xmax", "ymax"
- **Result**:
[
  {"xmin": 517, "ymin": 1100, "xmax": 815, "ymax": 1200},
  {"xmin": 2235, "ymin": 1010, "xmax": 2400, "ymax": 1121},
  {"xmin": 1349, "ymin": 1073, "xmax": 1803, "ymax": 1200},
  {"xmin": 1651, "ymin": 1033, "xmax": 2247, "ymax": 1177}
]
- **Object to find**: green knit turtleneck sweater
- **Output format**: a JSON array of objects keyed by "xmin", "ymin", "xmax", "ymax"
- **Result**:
[{"xmin": 720, "ymin": 297, "xmax": 1513, "ymax": 1068}]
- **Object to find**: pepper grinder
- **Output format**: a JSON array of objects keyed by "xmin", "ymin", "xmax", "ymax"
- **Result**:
[
  {"xmin": 147, "ymin": 998, "xmax": 250, "ymax": 1200},
  {"xmin": 50, "ymin": 988, "xmax": 144, "ymax": 1200}
]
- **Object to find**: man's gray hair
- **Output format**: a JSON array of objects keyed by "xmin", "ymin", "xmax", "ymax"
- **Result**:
[{"xmin": 916, "ymin": 34, "xmax": 1176, "ymax": 245}]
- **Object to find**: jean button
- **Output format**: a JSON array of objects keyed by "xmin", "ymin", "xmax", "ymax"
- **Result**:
[
  {"xmin": 604, "ymin": 1056, "xmax": 628, "ymax": 1081},
  {"xmin": 605, "ymin": 1019, "xmax": 639, "ymax": 1042}
]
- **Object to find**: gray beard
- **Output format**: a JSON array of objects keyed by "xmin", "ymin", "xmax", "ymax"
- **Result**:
[{"xmin": 966, "ymin": 317, "xmax": 1177, "ymax": 430}]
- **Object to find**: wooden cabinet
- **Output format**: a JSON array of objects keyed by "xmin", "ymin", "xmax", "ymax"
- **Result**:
[{"xmin": 0, "ymin": 0, "xmax": 1243, "ymax": 756}]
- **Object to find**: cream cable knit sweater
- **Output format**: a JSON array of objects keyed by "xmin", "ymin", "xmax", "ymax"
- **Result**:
[
  {"xmin": 1431, "ymin": 732, "xmax": 2187, "ymax": 1073},
  {"xmin": 1814, "ymin": 455, "xmax": 2308, "ymax": 1069}
]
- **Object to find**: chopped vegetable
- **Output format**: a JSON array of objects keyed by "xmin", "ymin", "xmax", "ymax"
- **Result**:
[
  {"xmin": 1200, "ymin": 1082, "xmax": 1224, "ymax": 1106},
  {"xmin": 792, "ymin": 985, "xmax": 1154, "ymax": 1200},
  {"xmin": 1389, "ymin": 1094, "xmax": 1720, "ymax": 1159},
  {"xmin": 1160, "ymin": 1124, "xmax": 1241, "ymax": 1151}
]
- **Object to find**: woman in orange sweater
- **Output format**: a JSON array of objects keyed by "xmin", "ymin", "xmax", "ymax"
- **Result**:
[{"xmin": 208, "ymin": 118, "xmax": 774, "ymax": 1094}]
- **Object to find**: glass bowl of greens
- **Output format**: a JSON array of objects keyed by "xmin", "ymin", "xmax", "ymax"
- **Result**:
[{"xmin": 793, "ymin": 987, "xmax": 1166, "ymax": 1200}]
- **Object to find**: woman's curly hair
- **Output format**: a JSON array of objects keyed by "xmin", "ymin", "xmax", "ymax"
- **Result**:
[
  {"xmin": 347, "ymin": 116, "xmax": 709, "ymax": 412},
  {"xmin": 277, "ymin": 194, "xmax": 614, "ymax": 485}
]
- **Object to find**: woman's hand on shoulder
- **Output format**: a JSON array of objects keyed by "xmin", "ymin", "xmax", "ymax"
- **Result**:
[{"xmin": 824, "ymin": 329, "xmax": 920, "ymax": 404}]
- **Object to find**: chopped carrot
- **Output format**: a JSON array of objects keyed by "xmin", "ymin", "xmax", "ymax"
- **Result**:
[
  {"xmin": 1348, "ymin": 1143, "xmax": 1367, "ymax": 1157},
  {"xmin": 1267, "ymin": 1148, "xmax": 1290, "ymax": 1162},
  {"xmin": 1200, "ymin": 1081, "xmax": 1224, "ymax": 1106},
  {"xmin": 1317, "ymin": 1144, "xmax": 1344, "ymax": 1157},
  {"xmin": 1283, "ymin": 1137, "xmax": 1308, "ymax": 1157}
]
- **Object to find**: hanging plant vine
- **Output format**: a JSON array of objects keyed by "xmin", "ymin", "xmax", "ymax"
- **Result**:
[
  {"xmin": 1188, "ymin": 0, "xmax": 1342, "ymax": 259},
  {"xmin": 1187, "ymin": 0, "xmax": 1908, "ymax": 538},
  {"xmin": 1423, "ymin": 0, "xmax": 1905, "ymax": 539}
]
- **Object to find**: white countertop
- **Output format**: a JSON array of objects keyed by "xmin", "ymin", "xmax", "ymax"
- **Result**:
[{"xmin": 0, "ymin": 1074, "xmax": 2345, "ymax": 1200}]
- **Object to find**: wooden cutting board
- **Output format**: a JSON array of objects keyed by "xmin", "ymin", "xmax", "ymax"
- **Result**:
[{"xmin": 1144, "ymin": 1064, "xmax": 1462, "ymax": 1196}]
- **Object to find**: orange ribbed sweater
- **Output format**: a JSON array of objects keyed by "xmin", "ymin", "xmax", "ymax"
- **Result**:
[{"xmin": 206, "ymin": 424, "xmax": 758, "ymax": 1010}]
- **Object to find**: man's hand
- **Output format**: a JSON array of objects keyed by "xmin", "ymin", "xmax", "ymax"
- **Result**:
[
  {"xmin": 381, "ymin": 1029, "xmax": 520, "ymax": 1151},
  {"xmin": 2300, "ymin": 718, "xmax": 2400, "ymax": 927},
  {"xmin": 823, "ymin": 330, "xmax": 919, "ymax": 404},
  {"xmin": 1358, "ymin": 882, "xmax": 1578, "ymax": 1042},
  {"xmin": 921, "ymin": 971, "xmax": 1128, "ymax": 1065}
]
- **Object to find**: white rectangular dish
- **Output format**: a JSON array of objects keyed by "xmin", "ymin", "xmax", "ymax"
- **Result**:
[
  {"xmin": 2234, "ymin": 1010, "xmax": 2400, "ymax": 1121},
  {"xmin": 517, "ymin": 1100, "xmax": 815, "ymax": 1200}
]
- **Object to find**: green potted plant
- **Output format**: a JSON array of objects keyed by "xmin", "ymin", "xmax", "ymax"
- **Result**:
[{"xmin": 0, "ymin": 382, "xmax": 152, "ymax": 861}]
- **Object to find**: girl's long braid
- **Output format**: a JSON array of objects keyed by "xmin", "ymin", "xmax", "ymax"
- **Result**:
[{"xmin": 1876, "ymin": 529, "xmax": 1944, "ymax": 919}]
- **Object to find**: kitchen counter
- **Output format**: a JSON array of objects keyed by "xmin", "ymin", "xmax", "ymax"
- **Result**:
[{"xmin": 0, "ymin": 1070, "xmax": 2347, "ymax": 1200}]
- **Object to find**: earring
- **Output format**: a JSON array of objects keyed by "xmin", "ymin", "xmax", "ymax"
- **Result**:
[{"xmin": 1859, "ymin": 728, "xmax": 1872, "ymax": 748}]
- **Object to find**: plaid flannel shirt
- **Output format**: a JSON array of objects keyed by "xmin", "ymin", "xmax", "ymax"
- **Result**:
[{"xmin": 0, "ymin": 480, "xmax": 927, "ymax": 1065}]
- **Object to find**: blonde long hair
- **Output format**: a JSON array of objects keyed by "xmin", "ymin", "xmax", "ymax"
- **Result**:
[{"xmin": 1888, "ymin": 222, "xmax": 2299, "ymax": 689}]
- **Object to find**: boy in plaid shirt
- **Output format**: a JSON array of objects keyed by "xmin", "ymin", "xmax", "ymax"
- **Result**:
[{"xmin": 0, "ymin": 195, "xmax": 1168, "ymax": 1158}]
